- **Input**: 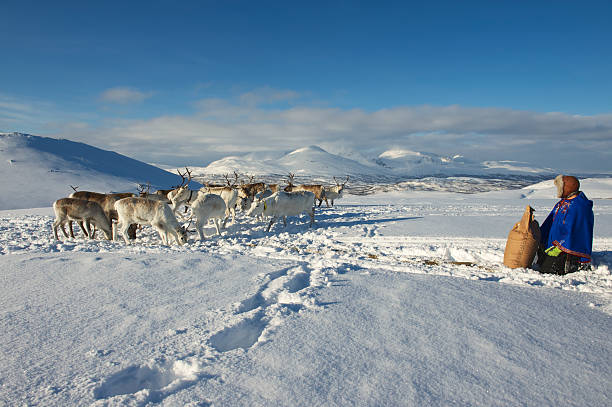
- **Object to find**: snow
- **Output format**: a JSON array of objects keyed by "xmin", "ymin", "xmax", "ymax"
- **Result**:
[
  {"xmin": 0, "ymin": 134, "xmax": 611, "ymax": 406},
  {"xmin": 0, "ymin": 133, "xmax": 201, "ymax": 210},
  {"xmin": 1, "ymin": 188, "xmax": 611, "ymax": 406}
]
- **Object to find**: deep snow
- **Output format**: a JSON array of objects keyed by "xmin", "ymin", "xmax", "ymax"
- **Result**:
[{"xmin": 0, "ymin": 186, "xmax": 611, "ymax": 406}]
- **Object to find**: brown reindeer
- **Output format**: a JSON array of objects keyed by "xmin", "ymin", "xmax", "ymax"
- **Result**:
[
  {"xmin": 53, "ymin": 198, "xmax": 112, "ymax": 240},
  {"xmin": 236, "ymin": 174, "xmax": 267, "ymax": 210},
  {"xmin": 69, "ymin": 191, "xmax": 137, "ymax": 239},
  {"xmin": 283, "ymin": 173, "xmax": 327, "ymax": 207}
]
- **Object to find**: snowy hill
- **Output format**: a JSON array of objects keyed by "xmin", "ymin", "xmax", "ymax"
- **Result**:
[
  {"xmin": 0, "ymin": 133, "xmax": 201, "ymax": 210},
  {"xmin": 192, "ymin": 145, "xmax": 392, "ymax": 178},
  {"xmin": 376, "ymin": 148, "xmax": 556, "ymax": 176}
]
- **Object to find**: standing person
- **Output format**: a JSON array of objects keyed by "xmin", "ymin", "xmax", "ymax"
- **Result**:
[{"xmin": 537, "ymin": 175, "xmax": 594, "ymax": 275}]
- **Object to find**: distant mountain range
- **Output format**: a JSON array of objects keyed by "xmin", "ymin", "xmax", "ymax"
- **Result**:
[{"xmin": 187, "ymin": 145, "xmax": 558, "ymax": 179}]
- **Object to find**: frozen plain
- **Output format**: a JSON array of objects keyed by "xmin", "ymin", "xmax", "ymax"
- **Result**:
[{"xmin": 0, "ymin": 181, "xmax": 611, "ymax": 406}]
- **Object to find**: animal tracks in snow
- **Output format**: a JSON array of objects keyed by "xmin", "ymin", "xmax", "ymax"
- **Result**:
[
  {"xmin": 211, "ymin": 265, "xmax": 318, "ymax": 353},
  {"xmin": 92, "ymin": 358, "xmax": 206, "ymax": 405},
  {"xmin": 92, "ymin": 264, "xmax": 325, "ymax": 404}
]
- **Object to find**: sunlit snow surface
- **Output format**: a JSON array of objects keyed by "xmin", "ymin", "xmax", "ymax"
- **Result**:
[{"xmin": 1, "ymin": 189, "xmax": 611, "ymax": 406}]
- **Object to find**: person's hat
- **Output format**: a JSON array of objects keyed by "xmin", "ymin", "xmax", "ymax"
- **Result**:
[{"xmin": 554, "ymin": 175, "xmax": 580, "ymax": 198}]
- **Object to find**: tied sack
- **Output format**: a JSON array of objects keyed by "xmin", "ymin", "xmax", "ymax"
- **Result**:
[{"xmin": 503, "ymin": 205, "xmax": 541, "ymax": 269}]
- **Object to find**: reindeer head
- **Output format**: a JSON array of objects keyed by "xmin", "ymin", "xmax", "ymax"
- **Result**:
[
  {"xmin": 137, "ymin": 182, "xmax": 151, "ymax": 196},
  {"xmin": 333, "ymin": 176, "xmax": 349, "ymax": 193},
  {"xmin": 246, "ymin": 197, "xmax": 267, "ymax": 217},
  {"xmin": 177, "ymin": 225, "xmax": 189, "ymax": 244}
]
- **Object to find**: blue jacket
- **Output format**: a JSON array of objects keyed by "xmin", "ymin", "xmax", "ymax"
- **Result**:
[{"xmin": 540, "ymin": 192, "xmax": 594, "ymax": 263}]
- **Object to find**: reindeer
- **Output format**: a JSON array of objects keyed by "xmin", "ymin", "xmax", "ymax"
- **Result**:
[
  {"xmin": 324, "ymin": 176, "xmax": 349, "ymax": 207},
  {"xmin": 237, "ymin": 174, "xmax": 267, "ymax": 211},
  {"xmin": 114, "ymin": 197, "xmax": 187, "ymax": 246},
  {"xmin": 166, "ymin": 167, "xmax": 199, "ymax": 213},
  {"xmin": 53, "ymin": 198, "xmax": 113, "ymax": 240},
  {"xmin": 283, "ymin": 173, "xmax": 327, "ymax": 207},
  {"xmin": 190, "ymin": 192, "xmax": 228, "ymax": 240},
  {"xmin": 200, "ymin": 172, "xmax": 239, "ymax": 225},
  {"xmin": 68, "ymin": 191, "xmax": 137, "ymax": 239},
  {"xmin": 246, "ymin": 190, "xmax": 315, "ymax": 232}
]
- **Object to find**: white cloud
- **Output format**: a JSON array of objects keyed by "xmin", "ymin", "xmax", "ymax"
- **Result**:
[
  {"xmin": 51, "ymin": 103, "xmax": 610, "ymax": 172},
  {"xmin": 99, "ymin": 87, "xmax": 154, "ymax": 104},
  {"xmin": 6, "ymin": 88, "xmax": 610, "ymax": 172}
]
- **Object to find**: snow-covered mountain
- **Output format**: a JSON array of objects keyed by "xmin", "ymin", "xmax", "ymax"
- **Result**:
[
  {"xmin": 195, "ymin": 145, "xmax": 557, "ymax": 179},
  {"xmin": 190, "ymin": 145, "xmax": 392, "ymax": 178},
  {"xmin": 0, "ymin": 132, "xmax": 201, "ymax": 210}
]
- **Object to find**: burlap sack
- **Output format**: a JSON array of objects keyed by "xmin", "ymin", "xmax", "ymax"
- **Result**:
[{"xmin": 503, "ymin": 205, "xmax": 541, "ymax": 269}]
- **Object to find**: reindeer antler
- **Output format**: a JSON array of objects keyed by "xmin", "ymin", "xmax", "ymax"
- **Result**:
[
  {"xmin": 137, "ymin": 182, "xmax": 151, "ymax": 196},
  {"xmin": 69, "ymin": 185, "xmax": 79, "ymax": 192},
  {"xmin": 287, "ymin": 172, "xmax": 295, "ymax": 186},
  {"xmin": 223, "ymin": 172, "xmax": 239, "ymax": 187},
  {"xmin": 176, "ymin": 167, "xmax": 193, "ymax": 188}
]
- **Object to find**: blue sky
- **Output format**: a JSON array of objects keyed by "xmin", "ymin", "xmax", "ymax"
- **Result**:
[{"xmin": 1, "ymin": 1, "xmax": 611, "ymax": 171}]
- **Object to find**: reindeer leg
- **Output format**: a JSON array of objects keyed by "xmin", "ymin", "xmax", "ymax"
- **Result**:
[
  {"xmin": 128, "ymin": 224, "xmax": 137, "ymax": 240},
  {"xmin": 119, "ymin": 223, "xmax": 131, "ymax": 244},
  {"xmin": 76, "ymin": 221, "xmax": 87, "ymax": 237},
  {"xmin": 283, "ymin": 215, "xmax": 287, "ymax": 227},
  {"xmin": 267, "ymin": 216, "xmax": 276, "ymax": 232},
  {"xmin": 214, "ymin": 219, "xmax": 221, "ymax": 236},
  {"xmin": 86, "ymin": 221, "xmax": 95, "ymax": 239},
  {"xmin": 154, "ymin": 223, "xmax": 167, "ymax": 245},
  {"xmin": 88, "ymin": 221, "xmax": 97, "ymax": 239},
  {"xmin": 52, "ymin": 220, "xmax": 62, "ymax": 240},
  {"xmin": 324, "ymin": 198, "xmax": 330, "ymax": 207},
  {"xmin": 317, "ymin": 199, "xmax": 323, "ymax": 207},
  {"xmin": 195, "ymin": 219, "xmax": 205, "ymax": 241},
  {"xmin": 60, "ymin": 223, "xmax": 70, "ymax": 238},
  {"xmin": 68, "ymin": 221, "xmax": 76, "ymax": 238},
  {"xmin": 169, "ymin": 229, "xmax": 182, "ymax": 246}
]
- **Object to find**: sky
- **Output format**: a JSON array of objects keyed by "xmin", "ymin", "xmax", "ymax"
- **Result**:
[{"xmin": 1, "ymin": 0, "xmax": 611, "ymax": 172}]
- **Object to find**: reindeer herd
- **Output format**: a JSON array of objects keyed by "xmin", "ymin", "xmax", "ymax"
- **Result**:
[{"xmin": 52, "ymin": 169, "xmax": 350, "ymax": 246}]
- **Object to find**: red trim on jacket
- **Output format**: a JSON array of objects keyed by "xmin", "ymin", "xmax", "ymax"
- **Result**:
[{"xmin": 552, "ymin": 240, "xmax": 592, "ymax": 263}]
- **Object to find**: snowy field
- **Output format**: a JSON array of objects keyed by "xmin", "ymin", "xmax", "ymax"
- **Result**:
[{"xmin": 1, "ymin": 187, "xmax": 611, "ymax": 406}]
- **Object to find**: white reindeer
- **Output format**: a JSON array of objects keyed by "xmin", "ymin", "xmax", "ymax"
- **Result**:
[
  {"xmin": 166, "ymin": 167, "xmax": 198, "ymax": 213},
  {"xmin": 324, "ymin": 176, "xmax": 349, "ymax": 207},
  {"xmin": 245, "ymin": 188, "xmax": 275, "ymax": 220},
  {"xmin": 201, "ymin": 185, "xmax": 239, "ymax": 226},
  {"xmin": 190, "ymin": 193, "xmax": 228, "ymax": 240},
  {"xmin": 114, "ymin": 197, "xmax": 187, "ymax": 245},
  {"xmin": 52, "ymin": 198, "xmax": 113, "ymax": 240},
  {"xmin": 246, "ymin": 190, "xmax": 315, "ymax": 232}
]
